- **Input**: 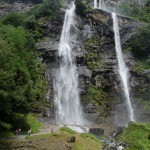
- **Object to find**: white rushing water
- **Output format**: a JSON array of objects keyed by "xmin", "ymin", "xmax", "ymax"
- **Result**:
[
  {"xmin": 94, "ymin": 0, "xmax": 106, "ymax": 10},
  {"xmin": 53, "ymin": 2, "xmax": 85, "ymax": 125},
  {"xmin": 112, "ymin": 12, "xmax": 135, "ymax": 122},
  {"xmin": 94, "ymin": 0, "xmax": 98, "ymax": 8},
  {"xmin": 98, "ymin": 0, "xmax": 105, "ymax": 9}
]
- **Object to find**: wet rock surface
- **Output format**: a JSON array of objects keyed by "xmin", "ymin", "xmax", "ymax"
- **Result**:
[
  {"xmin": 35, "ymin": 8, "xmax": 150, "ymax": 126},
  {"xmin": 89, "ymin": 128, "xmax": 104, "ymax": 136},
  {"xmin": 0, "ymin": 2, "xmax": 31, "ymax": 17}
]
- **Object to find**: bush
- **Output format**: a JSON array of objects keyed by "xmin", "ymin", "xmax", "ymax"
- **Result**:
[
  {"xmin": 75, "ymin": 0, "xmax": 91, "ymax": 17},
  {"xmin": 0, "ymin": 25, "xmax": 46, "ymax": 130},
  {"xmin": 27, "ymin": 0, "xmax": 62, "ymax": 19},
  {"xmin": 1, "ymin": 13, "xmax": 26, "ymax": 27},
  {"xmin": 130, "ymin": 25, "xmax": 150, "ymax": 59},
  {"xmin": 118, "ymin": 1, "xmax": 150, "ymax": 23},
  {"xmin": 83, "ymin": 85, "xmax": 107, "ymax": 106}
]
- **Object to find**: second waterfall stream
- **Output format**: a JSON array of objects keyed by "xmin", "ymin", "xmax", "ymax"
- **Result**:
[
  {"xmin": 112, "ymin": 12, "xmax": 135, "ymax": 123},
  {"xmin": 53, "ymin": 2, "xmax": 85, "ymax": 126}
]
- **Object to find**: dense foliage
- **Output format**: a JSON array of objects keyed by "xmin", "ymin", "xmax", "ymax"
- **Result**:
[
  {"xmin": 0, "ymin": 24, "xmax": 46, "ymax": 130},
  {"xmin": 129, "ymin": 25, "xmax": 150, "ymax": 60},
  {"xmin": 0, "ymin": 1, "xmax": 58, "ymax": 130},
  {"xmin": 75, "ymin": 0, "xmax": 91, "ymax": 17},
  {"xmin": 1, "ymin": 0, "xmax": 62, "ymax": 39}
]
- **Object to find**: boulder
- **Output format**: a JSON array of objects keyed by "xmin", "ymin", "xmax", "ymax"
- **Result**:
[{"xmin": 89, "ymin": 128, "xmax": 104, "ymax": 136}]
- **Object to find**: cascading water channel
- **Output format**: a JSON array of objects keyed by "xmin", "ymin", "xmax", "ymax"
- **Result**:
[
  {"xmin": 94, "ymin": 0, "xmax": 98, "ymax": 9},
  {"xmin": 53, "ymin": 2, "xmax": 85, "ymax": 126},
  {"xmin": 94, "ymin": 0, "xmax": 106, "ymax": 10},
  {"xmin": 112, "ymin": 12, "xmax": 135, "ymax": 122},
  {"xmin": 98, "ymin": 0, "xmax": 105, "ymax": 9}
]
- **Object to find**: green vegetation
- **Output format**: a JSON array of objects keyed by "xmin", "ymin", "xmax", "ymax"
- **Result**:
[
  {"xmin": 80, "ymin": 133, "xmax": 100, "ymax": 142},
  {"xmin": 0, "ymin": 127, "xmax": 104, "ymax": 150},
  {"xmin": 27, "ymin": 0, "xmax": 62, "ymax": 19},
  {"xmin": 118, "ymin": 123, "xmax": 150, "ymax": 150},
  {"xmin": 125, "ymin": 25, "xmax": 150, "ymax": 74},
  {"xmin": 0, "ymin": 114, "xmax": 42, "ymax": 138},
  {"xmin": 83, "ymin": 85, "xmax": 107, "ymax": 106},
  {"xmin": 0, "ymin": 131, "xmax": 14, "ymax": 138},
  {"xmin": 0, "ymin": 128, "xmax": 103, "ymax": 150},
  {"xmin": 25, "ymin": 114, "xmax": 42, "ymax": 133},
  {"xmin": 75, "ymin": 0, "xmax": 91, "ymax": 17},
  {"xmin": 60, "ymin": 127, "xmax": 76, "ymax": 134},
  {"xmin": 84, "ymin": 36, "xmax": 105, "ymax": 70},
  {"xmin": 2, "ymin": 0, "xmax": 42, "ymax": 4},
  {"xmin": 118, "ymin": 0, "xmax": 150, "ymax": 23},
  {"xmin": 129, "ymin": 25, "xmax": 150, "ymax": 61},
  {"xmin": 0, "ymin": 1, "xmax": 52, "ymax": 132},
  {"xmin": 1, "ymin": 0, "xmax": 62, "ymax": 39}
]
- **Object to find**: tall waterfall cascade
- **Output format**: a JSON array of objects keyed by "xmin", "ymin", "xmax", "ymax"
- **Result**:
[
  {"xmin": 112, "ymin": 12, "xmax": 135, "ymax": 122},
  {"xmin": 53, "ymin": 2, "xmax": 85, "ymax": 125},
  {"xmin": 94, "ymin": 0, "xmax": 98, "ymax": 9},
  {"xmin": 98, "ymin": 0, "xmax": 105, "ymax": 9},
  {"xmin": 94, "ymin": 0, "xmax": 105, "ymax": 9}
]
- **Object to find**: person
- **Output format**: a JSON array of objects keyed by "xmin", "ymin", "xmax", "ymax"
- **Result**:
[
  {"xmin": 18, "ymin": 128, "xmax": 21, "ymax": 135},
  {"xmin": 117, "ymin": 145, "xmax": 124, "ymax": 150},
  {"xmin": 28, "ymin": 129, "xmax": 32, "ymax": 136},
  {"xmin": 15, "ymin": 129, "xmax": 18, "ymax": 136},
  {"xmin": 51, "ymin": 128, "xmax": 53, "ymax": 133}
]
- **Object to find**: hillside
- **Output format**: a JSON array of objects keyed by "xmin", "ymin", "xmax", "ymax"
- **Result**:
[{"xmin": 0, "ymin": 0, "xmax": 150, "ymax": 149}]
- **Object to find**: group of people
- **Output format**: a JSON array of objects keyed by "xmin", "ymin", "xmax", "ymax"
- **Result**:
[
  {"xmin": 15, "ymin": 126, "xmax": 54, "ymax": 136},
  {"xmin": 15, "ymin": 128, "xmax": 32, "ymax": 136},
  {"xmin": 15, "ymin": 128, "xmax": 21, "ymax": 136}
]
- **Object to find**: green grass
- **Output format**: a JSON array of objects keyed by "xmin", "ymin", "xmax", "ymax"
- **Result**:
[
  {"xmin": 0, "ymin": 131, "xmax": 14, "ymax": 138},
  {"xmin": 74, "ymin": 134, "xmax": 103, "ymax": 150},
  {"xmin": 0, "ymin": 129, "xmax": 103, "ymax": 150},
  {"xmin": 118, "ymin": 123, "xmax": 150, "ymax": 150},
  {"xmin": 80, "ymin": 133, "xmax": 100, "ymax": 142},
  {"xmin": 60, "ymin": 127, "xmax": 76, "ymax": 134}
]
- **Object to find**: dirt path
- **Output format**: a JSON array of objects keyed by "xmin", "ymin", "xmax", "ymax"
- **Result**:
[{"xmin": 13, "ymin": 124, "xmax": 62, "ymax": 140}]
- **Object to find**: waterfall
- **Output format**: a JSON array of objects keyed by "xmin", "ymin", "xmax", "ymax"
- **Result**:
[
  {"xmin": 112, "ymin": 12, "xmax": 135, "ymax": 122},
  {"xmin": 53, "ymin": 2, "xmax": 85, "ymax": 125},
  {"xmin": 94, "ymin": 0, "xmax": 106, "ymax": 10},
  {"xmin": 94, "ymin": 0, "xmax": 98, "ymax": 9},
  {"xmin": 98, "ymin": 0, "xmax": 105, "ymax": 10}
]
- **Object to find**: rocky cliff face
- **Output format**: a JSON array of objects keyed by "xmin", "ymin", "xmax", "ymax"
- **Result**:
[
  {"xmin": 0, "ymin": 1, "xmax": 31, "ymax": 17},
  {"xmin": 36, "ymin": 8, "xmax": 150, "ymax": 126}
]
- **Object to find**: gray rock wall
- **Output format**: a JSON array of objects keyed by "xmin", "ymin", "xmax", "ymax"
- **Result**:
[{"xmin": 36, "ymin": 8, "xmax": 150, "ymax": 126}]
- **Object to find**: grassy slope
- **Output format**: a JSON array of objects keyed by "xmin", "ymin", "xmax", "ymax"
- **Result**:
[
  {"xmin": 118, "ymin": 123, "xmax": 150, "ymax": 150},
  {"xmin": 0, "ymin": 128, "xmax": 103, "ymax": 150}
]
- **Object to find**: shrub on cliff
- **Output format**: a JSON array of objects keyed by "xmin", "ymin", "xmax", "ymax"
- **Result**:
[
  {"xmin": 118, "ymin": 1, "xmax": 150, "ymax": 23},
  {"xmin": 27, "ymin": 0, "xmax": 62, "ymax": 19},
  {"xmin": 129, "ymin": 25, "xmax": 150, "ymax": 60},
  {"xmin": 75, "ymin": 0, "xmax": 91, "ymax": 17},
  {"xmin": 1, "ymin": 12, "xmax": 26, "ymax": 27}
]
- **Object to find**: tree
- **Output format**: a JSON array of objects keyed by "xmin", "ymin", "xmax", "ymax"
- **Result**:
[
  {"xmin": 130, "ymin": 25, "xmax": 150, "ymax": 59},
  {"xmin": 0, "ymin": 25, "xmax": 46, "ymax": 130}
]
